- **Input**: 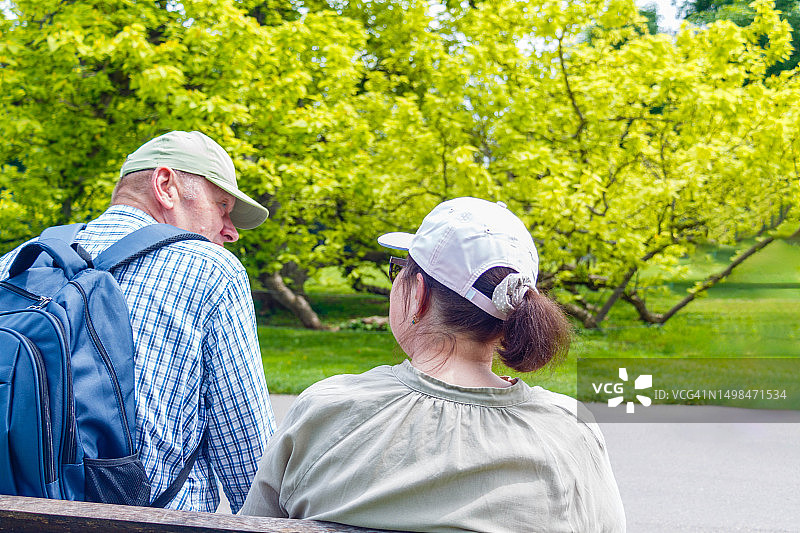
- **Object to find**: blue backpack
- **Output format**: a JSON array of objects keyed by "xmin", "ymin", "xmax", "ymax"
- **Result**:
[{"xmin": 0, "ymin": 223, "xmax": 207, "ymax": 506}]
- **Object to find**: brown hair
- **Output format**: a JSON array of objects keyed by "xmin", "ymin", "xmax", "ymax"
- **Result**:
[{"xmin": 398, "ymin": 256, "xmax": 570, "ymax": 372}]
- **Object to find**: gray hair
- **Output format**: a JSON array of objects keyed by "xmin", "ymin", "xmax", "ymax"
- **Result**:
[
  {"xmin": 113, "ymin": 168, "xmax": 206, "ymax": 202},
  {"xmin": 175, "ymin": 170, "xmax": 204, "ymax": 201}
]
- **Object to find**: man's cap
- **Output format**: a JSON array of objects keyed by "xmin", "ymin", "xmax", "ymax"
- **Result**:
[
  {"xmin": 119, "ymin": 131, "xmax": 269, "ymax": 229},
  {"xmin": 378, "ymin": 197, "xmax": 539, "ymax": 320}
]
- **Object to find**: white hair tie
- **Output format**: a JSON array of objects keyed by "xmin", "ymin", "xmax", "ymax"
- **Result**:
[{"xmin": 492, "ymin": 273, "xmax": 538, "ymax": 316}]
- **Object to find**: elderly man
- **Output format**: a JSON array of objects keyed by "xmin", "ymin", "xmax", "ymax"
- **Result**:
[{"xmin": 0, "ymin": 131, "xmax": 275, "ymax": 512}]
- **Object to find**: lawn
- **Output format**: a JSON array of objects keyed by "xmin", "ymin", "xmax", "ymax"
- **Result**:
[{"xmin": 258, "ymin": 240, "xmax": 800, "ymax": 406}]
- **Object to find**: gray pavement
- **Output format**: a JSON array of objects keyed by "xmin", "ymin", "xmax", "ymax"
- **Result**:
[
  {"xmin": 599, "ymin": 407, "xmax": 800, "ymax": 533},
  {"xmin": 220, "ymin": 397, "xmax": 800, "ymax": 532}
]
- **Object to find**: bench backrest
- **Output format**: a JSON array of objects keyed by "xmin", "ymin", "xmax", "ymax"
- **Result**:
[{"xmin": 0, "ymin": 495, "xmax": 396, "ymax": 532}]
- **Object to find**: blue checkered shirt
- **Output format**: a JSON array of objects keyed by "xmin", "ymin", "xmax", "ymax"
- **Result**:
[{"xmin": 0, "ymin": 205, "xmax": 276, "ymax": 512}]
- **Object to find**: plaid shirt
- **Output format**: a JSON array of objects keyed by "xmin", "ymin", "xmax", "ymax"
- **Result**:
[{"xmin": 0, "ymin": 205, "xmax": 275, "ymax": 512}]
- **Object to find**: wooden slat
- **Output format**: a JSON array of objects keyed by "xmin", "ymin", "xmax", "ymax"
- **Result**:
[{"xmin": 0, "ymin": 495, "xmax": 394, "ymax": 533}]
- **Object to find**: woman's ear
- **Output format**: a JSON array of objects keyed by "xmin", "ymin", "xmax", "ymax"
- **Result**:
[
  {"xmin": 413, "ymin": 272, "xmax": 427, "ymax": 317},
  {"xmin": 151, "ymin": 167, "xmax": 179, "ymax": 210}
]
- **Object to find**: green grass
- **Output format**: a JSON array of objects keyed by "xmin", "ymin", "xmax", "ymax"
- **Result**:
[
  {"xmin": 577, "ymin": 291, "xmax": 800, "ymax": 358},
  {"xmin": 259, "ymin": 241, "xmax": 800, "ymax": 405},
  {"xmin": 259, "ymin": 327, "xmax": 401, "ymax": 393}
]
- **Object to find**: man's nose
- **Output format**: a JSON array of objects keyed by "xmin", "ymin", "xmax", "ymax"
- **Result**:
[{"xmin": 222, "ymin": 216, "xmax": 239, "ymax": 244}]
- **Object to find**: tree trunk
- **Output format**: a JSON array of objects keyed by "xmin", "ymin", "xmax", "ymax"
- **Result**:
[
  {"xmin": 622, "ymin": 292, "xmax": 664, "ymax": 323},
  {"xmin": 582, "ymin": 268, "xmax": 638, "ymax": 328},
  {"xmin": 260, "ymin": 271, "xmax": 326, "ymax": 330}
]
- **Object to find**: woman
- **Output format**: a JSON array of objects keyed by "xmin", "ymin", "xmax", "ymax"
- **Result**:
[{"xmin": 240, "ymin": 197, "xmax": 626, "ymax": 532}]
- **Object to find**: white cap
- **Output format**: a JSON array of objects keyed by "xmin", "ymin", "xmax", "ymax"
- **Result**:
[{"xmin": 378, "ymin": 197, "xmax": 538, "ymax": 319}]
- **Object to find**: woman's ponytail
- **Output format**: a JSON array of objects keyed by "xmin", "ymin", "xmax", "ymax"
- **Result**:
[{"xmin": 498, "ymin": 289, "xmax": 571, "ymax": 373}]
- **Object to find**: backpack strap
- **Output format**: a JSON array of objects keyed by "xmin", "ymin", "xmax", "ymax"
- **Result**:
[
  {"xmin": 40, "ymin": 223, "xmax": 86, "ymax": 243},
  {"xmin": 93, "ymin": 224, "xmax": 209, "ymax": 272},
  {"xmin": 92, "ymin": 224, "xmax": 210, "ymax": 507},
  {"xmin": 150, "ymin": 428, "xmax": 208, "ymax": 508}
]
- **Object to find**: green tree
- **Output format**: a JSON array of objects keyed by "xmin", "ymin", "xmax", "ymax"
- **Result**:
[
  {"xmin": 638, "ymin": 4, "xmax": 661, "ymax": 34},
  {"xmin": 681, "ymin": 0, "xmax": 800, "ymax": 75}
]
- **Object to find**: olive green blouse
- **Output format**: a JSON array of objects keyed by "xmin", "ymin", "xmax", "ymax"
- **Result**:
[{"xmin": 240, "ymin": 360, "xmax": 625, "ymax": 532}]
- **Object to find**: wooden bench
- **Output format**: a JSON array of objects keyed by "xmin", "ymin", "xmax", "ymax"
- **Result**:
[{"xmin": 0, "ymin": 495, "xmax": 395, "ymax": 532}]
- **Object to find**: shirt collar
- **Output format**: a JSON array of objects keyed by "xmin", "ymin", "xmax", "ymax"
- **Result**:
[
  {"xmin": 101, "ymin": 204, "xmax": 159, "ymax": 227},
  {"xmin": 393, "ymin": 359, "xmax": 530, "ymax": 407},
  {"xmin": 104, "ymin": 204, "xmax": 158, "ymax": 221}
]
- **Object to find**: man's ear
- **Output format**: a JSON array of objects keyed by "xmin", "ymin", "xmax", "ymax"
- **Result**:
[{"xmin": 151, "ymin": 167, "xmax": 179, "ymax": 210}]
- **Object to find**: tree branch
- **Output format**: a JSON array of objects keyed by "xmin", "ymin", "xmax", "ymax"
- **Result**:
[
  {"xmin": 556, "ymin": 36, "xmax": 586, "ymax": 140},
  {"xmin": 625, "ymin": 226, "xmax": 800, "ymax": 325},
  {"xmin": 561, "ymin": 301, "xmax": 595, "ymax": 326},
  {"xmin": 621, "ymin": 291, "xmax": 663, "ymax": 323},
  {"xmin": 658, "ymin": 232, "xmax": 792, "ymax": 323}
]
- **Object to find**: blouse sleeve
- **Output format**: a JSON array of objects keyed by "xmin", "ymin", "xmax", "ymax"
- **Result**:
[{"xmin": 238, "ymin": 391, "xmax": 321, "ymax": 517}]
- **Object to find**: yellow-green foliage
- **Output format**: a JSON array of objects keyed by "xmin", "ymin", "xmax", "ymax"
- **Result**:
[{"xmin": 1, "ymin": 0, "xmax": 797, "ymax": 326}]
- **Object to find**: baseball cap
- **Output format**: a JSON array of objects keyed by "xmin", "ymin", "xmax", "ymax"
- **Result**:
[
  {"xmin": 378, "ymin": 197, "xmax": 539, "ymax": 320},
  {"xmin": 119, "ymin": 131, "xmax": 269, "ymax": 229}
]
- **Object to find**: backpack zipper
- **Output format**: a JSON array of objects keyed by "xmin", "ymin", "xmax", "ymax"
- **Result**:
[
  {"xmin": 0, "ymin": 281, "xmax": 40, "ymax": 302},
  {"xmin": 0, "ymin": 281, "xmax": 51, "ymax": 309},
  {"xmin": 23, "ymin": 335, "xmax": 57, "ymax": 485},
  {"xmin": 69, "ymin": 281, "xmax": 134, "ymax": 453},
  {"xmin": 1, "ymin": 327, "xmax": 57, "ymax": 485},
  {"xmin": 36, "ymin": 310, "xmax": 76, "ymax": 465},
  {"xmin": 47, "ymin": 312, "xmax": 77, "ymax": 465},
  {"xmin": 28, "ymin": 297, "xmax": 52, "ymax": 309}
]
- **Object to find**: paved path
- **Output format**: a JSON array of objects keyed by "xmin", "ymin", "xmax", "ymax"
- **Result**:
[
  {"xmin": 600, "ymin": 413, "xmax": 800, "ymax": 532},
  {"xmin": 222, "ymin": 397, "xmax": 800, "ymax": 532}
]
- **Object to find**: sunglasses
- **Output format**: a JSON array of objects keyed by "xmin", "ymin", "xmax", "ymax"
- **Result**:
[{"xmin": 388, "ymin": 256, "xmax": 408, "ymax": 283}]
